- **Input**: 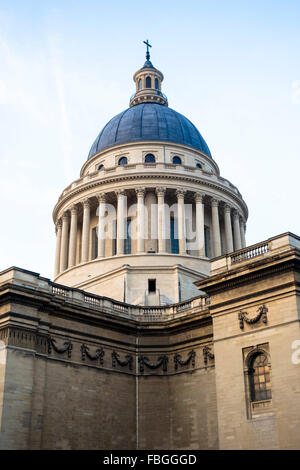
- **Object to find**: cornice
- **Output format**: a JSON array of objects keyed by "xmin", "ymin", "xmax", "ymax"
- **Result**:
[
  {"xmin": 198, "ymin": 257, "xmax": 299, "ymax": 297},
  {"xmin": 53, "ymin": 172, "xmax": 248, "ymax": 222}
]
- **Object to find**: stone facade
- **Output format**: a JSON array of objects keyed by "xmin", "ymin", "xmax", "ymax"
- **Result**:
[{"xmin": 0, "ymin": 233, "xmax": 300, "ymax": 449}]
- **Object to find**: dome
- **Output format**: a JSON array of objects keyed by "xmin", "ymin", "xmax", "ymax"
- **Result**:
[{"xmin": 88, "ymin": 103, "xmax": 212, "ymax": 159}]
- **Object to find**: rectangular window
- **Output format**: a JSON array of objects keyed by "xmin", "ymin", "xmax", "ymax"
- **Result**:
[
  {"xmin": 170, "ymin": 218, "xmax": 179, "ymax": 254},
  {"xmin": 92, "ymin": 227, "xmax": 98, "ymax": 259},
  {"xmin": 204, "ymin": 225, "xmax": 210, "ymax": 257},
  {"xmin": 148, "ymin": 279, "xmax": 156, "ymax": 293},
  {"xmin": 124, "ymin": 218, "xmax": 131, "ymax": 254},
  {"xmin": 113, "ymin": 220, "xmax": 117, "ymax": 255}
]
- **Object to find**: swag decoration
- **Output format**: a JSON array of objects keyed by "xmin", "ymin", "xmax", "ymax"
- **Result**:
[
  {"xmin": 48, "ymin": 337, "xmax": 72, "ymax": 358},
  {"xmin": 238, "ymin": 304, "xmax": 268, "ymax": 330},
  {"xmin": 174, "ymin": 350, "xmax": 196, "ymax": 370}
]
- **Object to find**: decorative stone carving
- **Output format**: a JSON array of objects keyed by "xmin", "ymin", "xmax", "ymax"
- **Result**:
[
  {"xmin": 62, "ymin": 211, "xmax": 70, "ymax": 221},
  {"xmin": 135, "ymin": 188, "xmax": 146, "ymax": 198},
  {"xmin": 194, "ymin": 192, "xmax": 204, "ymax": 203},
  {"xmin": 55, "ymin": 219, "xmax": 62, "ymax": 233},
  {"xmin": 97, "ymin": 193, "xmax": 107, "ymax": 203},
  {"xmin": 233, "ymin": 209, "xmax": 240, "ymax": 219},
  {"xmin": 176, "ymin": 189, "xmax": 186, "ymax": 199},
  {"xmin": 203, "ymin": 346, "xmax": 214, "ymax": 365},
  {"xmin": 70, "ymin": 204, "xmax": 78, "ymax": 215},
  {"xmin": 48, "ymin": 337, "xmax": 72, "ymax": 358},
  {"xmin": 238, "ymin": 304, "xmax": 268, "ymax": 330},
  {"xmin": 174, "ymin": 350, "xmax": 196, "ymax": 370},
  {"xmin": 211, "ymin": 198, "xmax": 219, "ymax": 207},
  {"xmin": 81, "ymin": 344, "xmax": 105, "ymax": 364},
  {"xmin": 82, "ymin": 198, "xmax": 91, "ymax": 209},
  {"xmin": 138, "ymin": 355, "xmax": 168, "ymax": 373},
  {"xmin": 115, "ymin": 189, "xmax": 126, "ymax": 197},
  {"xmin": 156, "ymin": 187, "xmax": 166, "ymax": 197},
  {"xmin": 112, "ymin": 351, "xmax": 133, "ymax": 370}
]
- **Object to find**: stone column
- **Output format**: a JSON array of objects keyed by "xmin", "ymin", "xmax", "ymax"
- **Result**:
[
  {"xmin": 156, "ymin": 188, "xmax": 166, "ymax": 253},
  {"xmin": 233, "ymin": 210, "xmax": 242, "ymax": 251},
  {"xmin": 68, "ymin": 205, "xmax": 78, "ymax": 268},
  {"xmin": 97, "ymin": 194, "xmax": 106, "ymax": 258},
  {"xmin": 211, "ymin": 198, "xmax": 221, "ymax": 257},
  {"xmin": 195, "ymin": 192, "xmax": 205, "ymax": 256},
  {"xmin": 60, "ymin": 212, "xmax": 70, "ymax": 272},
  {"xmin": 240, "ymin": 217, "xmax": 246, "ymax": 248},
  {"xmin": 81, "ymin": 199, "xmax": 91, "ymax": 263},
  {"xmin": 136, "ymin": 188, "xmax": 146, "ymax": 253},
  {"xmin": 176, "ymin": 189, "xmax": 186, "ymax": 255},
  {"xmin": 116, "ymin": 190, "xmax": 126, "ymax": 255},
  {"xmin": 54, "ymin": 219, "xmax": 62, "ymax": 277},
  {"xmin": 224, "ymin": 204, "xmax": 234, "ymax": 254}
]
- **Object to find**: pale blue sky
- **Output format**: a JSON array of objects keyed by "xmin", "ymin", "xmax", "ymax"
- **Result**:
[{"xmin": 0, "ymin": 0, "xmax": 299, "ymax": 278}]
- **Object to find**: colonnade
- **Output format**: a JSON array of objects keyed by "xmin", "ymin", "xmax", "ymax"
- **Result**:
[{"xmin": 54, "ymin": 188, "xmax": 247, "ymax": 277}]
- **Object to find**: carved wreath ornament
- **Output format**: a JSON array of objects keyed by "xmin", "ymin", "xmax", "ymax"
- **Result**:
[
  {"xmin": 238, "ymin": 304, "xmax": 268, "ymax": 330},
  {"xmin": 138, "ymin": 355, "xmax": 168, "ymax": 373},
  {"xmin": 174, "ymin": 350, "xmax": 196, "ymax": 370},
  {"xmin": 47, "ymin": 337, "xmax": 73, "ymax": 358}
]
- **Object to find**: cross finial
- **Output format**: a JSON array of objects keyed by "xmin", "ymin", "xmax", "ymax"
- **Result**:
[{"xmin": 143, "ymin": 39, "xmax": 152, "ymax": 61}]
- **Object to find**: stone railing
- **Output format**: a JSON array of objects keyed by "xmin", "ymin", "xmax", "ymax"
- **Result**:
[
  {"xmin": 231, "ymin": 242, "xmax": 269, "ymax": 264},
  {"xmin": 211, "ymin": 232, "xmax": 300, "ymax": 274},
  {"xmin": 48, "ymin": 281, "xmax": 209, "ymax": 321}
]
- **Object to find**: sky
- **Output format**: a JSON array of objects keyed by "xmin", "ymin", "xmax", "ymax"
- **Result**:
[{"xmin": 0, "ymin": 0, "xmax": 300, "ymax": 279}]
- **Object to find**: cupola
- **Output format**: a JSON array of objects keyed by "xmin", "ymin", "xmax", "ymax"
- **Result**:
[{"xmin": 129, "ymin": 40, "xmax": 168, "ymax": 107}]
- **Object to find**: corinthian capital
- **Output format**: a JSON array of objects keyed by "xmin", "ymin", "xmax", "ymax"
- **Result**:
[
  {"xmin": 97, "ymin": 193, "xmax": 107, "ymax": 204},
  {"xmin": 176, "ymin": 189, "xmax": 186, "ymax": 199},
  {"xmin": 82, "ymin": 198, "xmax": 91, "ymax": 209},
  {"xmin": 156, "ymin": 187, "xmax": 166, "ymax": 197},
  {"xmin": 115, "ymin": 189, "xmax": 126, "ymax": 197},
  {"xmin": 70, "ymin": 204, "xmax": 78, "ymax": 215},
  {"xmin": 233, "ymin": 209, "xmax": 240, "ymax": 219},
  {"xmin": 194, "ymin": 192, "xmax": 204, "ymax": 203},
  {"xmin": 55, "ymin": 219, "xmax": 62, "ymax": 234},
  {"xmin": 136, "ymin": 188, "xmax": 146, "ymax": 198},
  {"xmin": 62, "ymin": 211, "xmax": 70, "ymax": 220},
  {"xmin": 211, "ymin": 198, "xmax": 219, "ymax": 207}
]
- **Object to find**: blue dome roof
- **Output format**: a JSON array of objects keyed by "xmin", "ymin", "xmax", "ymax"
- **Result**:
[{"xmin": 88, "ymin": 103, "xmax": 212, "ymax": 159}]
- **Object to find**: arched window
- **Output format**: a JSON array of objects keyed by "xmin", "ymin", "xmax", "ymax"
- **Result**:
[
  {"xmin": 249, "ymin": 352, "xmax": 271, "ymax": 402},
  {"xmin": 118, "ymin": 157, "xmax": 128, "ymax": 165},
  {"xmin": 172, "ymin": 156, "xmax": 182, "ymax": 165},
  {"xmin": 138, "ymin": 78, "xmax": 142, "ymax": 90},
  {"xmin": 196, "ymin": 162, "xmax": 202, "ymax": 169},
  {"xmin": 98, "ymin": 164, "xmax": 104, "ymax": 171},
  {"xmin": 155, "ymin": 78, "xmax": 159, "ymax": 90},
  {"xmin": 145, "ymin": 153, "xmax": 155, "ymax": 163},
  {"xmin": 146, "ymin": 76, "xmax": 151, "ymax": 88}
]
